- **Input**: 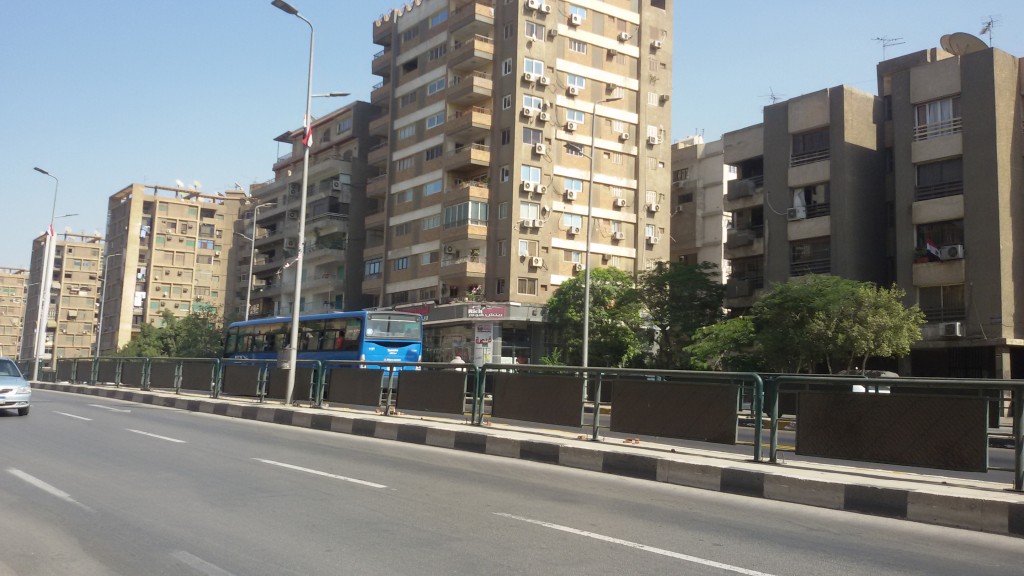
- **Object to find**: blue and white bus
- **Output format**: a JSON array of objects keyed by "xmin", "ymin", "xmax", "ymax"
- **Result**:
[{"xmin": 223, "ymin": 310, "xmax": 423, "ymax": 367}]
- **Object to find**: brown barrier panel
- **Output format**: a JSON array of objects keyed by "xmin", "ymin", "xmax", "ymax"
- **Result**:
[
  {"xmin": 265, "ymin": 367, "xmax": 314, "ymax": 401},
  {"xmin": 221, "ymin": 365, "xmax": 262, "ymax": 397},
  {"xmin": 149, "ymin": 363, "xmax": 177, "ymax": 389},
  {"xmin": 96, "ymin": 362, "xmax": 118, "ymax": 384},
  {"xmin": 56, "ymin": 360, "xmax": 75, "ymax": 382},
  {"xmin": 796, "ymin": 392, "xmax": 988, "ymax": 472},
  {"xmin": 395, "ymin": 370, "xmax": 467, "ymax": 415},
  {"xmin": 610, "ymin": 380, "xmax": 738, "ymax": 444},
  {"xmin": 75, "ymin": 360, "xmax": 93, "ymax": 383},
  {"xmin": 491, "ymin": 372, "xmax": 583, "ymax": 427},
  {"xmin": 120, "ymin": 363, "xmax": 145, "ymax": 388},
  {"xmin": 326, "ymin": 369, "xmax": 386, "ymax": 407},
  {"xmin": 181, "ymin": 362, "xmax": 216, "ymax": 393}
]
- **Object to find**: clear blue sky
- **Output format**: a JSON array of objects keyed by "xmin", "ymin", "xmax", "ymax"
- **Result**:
[{"xmin": 2, "ymin": 1, "xmax": 1021, "ymax": 268}]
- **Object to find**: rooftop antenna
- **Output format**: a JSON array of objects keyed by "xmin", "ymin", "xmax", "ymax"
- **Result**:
[
  {"xmin": 872, "ymin": 36, "xmax": 905, "ymax": 60},
  {"xmin": 193, "ymin": 180, "xmax": 202, "ymax": 190},
  {"xmin": 175, "ymin": 179, "xmax": 185, "ymax": 188},
  {"xmin": 979, "ymin": 16, "xmax": 998, "ymax": 46},
  {"xmin": 760, "ymin": 87, "xmax": 784, "ymax": 104}
]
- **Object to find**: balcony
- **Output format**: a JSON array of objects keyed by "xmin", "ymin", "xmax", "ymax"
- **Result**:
[
  {"xmin": 444, "ymin": 143, "xmax": 490, "ymax": 171},
  {"xmin": 372, "ymin": 15, "xmax": 394, "ymax": 46},
  {"xmin": 790, "ymin": 258, "xmax": 831, "ymax": 277},
  {"xmin": 447, "ymin": 107, "xmax": 491, "ymax": 137},
  {"xmin": 450, "ymin": 1, "xmax": 495, "ymax": 40},
  {"xmin": 914, "ymin": 180, "xmax": 963, "ymax": 202},
  {"xmin": 361, "ymin": 273, "xmax": 382, "ymax": 295},
  {"xmin": 790, "ymin": 148, "xmax": 830, "ymax": 168},
  {"xmin": 914, "ymin": 118, "xmax": 962, "ymax": 142},
  {"xmin": 371, "ymin": 47, "xmax": 391, "ymax": 76},
  {"xmin": 448, "ymin": 71, "xmax": 493, "ymax": 106},
  {"xmin": 304, "ymin": 244, "xmax": 346, "ymax": 265},
  {"xmin": 365, "ymin": 210, "xmax": 387, "ymax": 230},
  {"xmin": 449, "ymin": 34, "xmax": 494, "ymax": 72},
  {"xmin": 307, "ymin": 212, "xmax": 348, "ymax": 236},
  {"xmin": 913, "ymin": 258, "xmax": 965, "ymax": 287},
  {"xmin": 368, "ymin": 141, "xmax": 389, "ymax": 167},
  {"xmin": 369, "ymin": 113, "xmax": 390, "ymax": 137},
  {"xmin": 726, "ymin": 175, "xmax": 763, "ymax": 201},
  {"xmin": 439, "ymin": 255, "xmax": 487, "ymax": 279},
  {"xmin": 448, "ymin": 179, "xmax": 489, "ymax": 203},
  {"xmin": 366, "ymin": 173, "xmax": 388, "ymax": 198},
  {"xmin": 370, "ymin": 80, "xmax": 390, "ymax": 105}
]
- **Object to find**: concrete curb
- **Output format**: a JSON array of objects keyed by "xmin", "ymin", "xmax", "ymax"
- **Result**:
[{"xmin": 35, "ymin": 382, "xmax": 1024, "ymax": 538}]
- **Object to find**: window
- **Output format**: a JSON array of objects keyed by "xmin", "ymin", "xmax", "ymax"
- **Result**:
[
  {"xmin": 523, "ymin": 95, "xmax": 544, "ymax": 110},
  {"xmin": 604, "ymin": 151, "xmax": 623, "ymax": 164},
  {"xmin": 790, "ymin": 182, "xmax": 830, "ymax": 219},
  {"xmin": 562, "ymin": 213, "xmax": 582, "ymax": 228},
  {"xmin": 521, "ymin": 165, "xmax": 541, "ymax": 184},
  {"xmin": 648, "ymin": 92, "xmax": 660, "ymax": 106},
  {"xmin": 566, "ymin": 74, "xmax": 586, "ymax": 89},
  {"xmin": 501, "ymin": 128, "xmax": 511, "ymax": 145},
  {"xmin": 401, "ymin": 59, "xmax": 419, "ymax": 74},
  {"xmin": 422, "ymin": 215, "xmax": 441, "ymax": 230},
  {"xmin": 502, "ymin": 94, "xmax": 513, "ymax": 109},
  {"xmin": 568, "ymin": 5, "xmax": 586, "ymax": 20},
  {"xmin": 915, "ymin": 96, "xmax": 961, "ymax": 140},
  {"xmin": 791, "ymin": 128, "xmax": 830, "ymax": 165},
  {"xmin": 566, "ymin": 145, "xmax": 584, "ymax": 157},
  {"xmin": 500, "ymin": 165, "xmax": 511, "ymax": 182},
  {"xmin": 423, "ymin": 179, "xmax": 443, "ymax": 196},
  {"xmin": 518, "ymin": 239, "xmax": 538, "ymax": 257},
  {"xmin": 396, "ymin": 157, "xmax": 415, "ymax": 171},
  {"xmin": 429, "ymin": 8, "xmax": 448, "ymax": 28},
  {"xmin": 519, "ymin": 202, "xmax": 542, "ymax": 220},
  {"xmin": 424, "ymin": 144, "xmax": 444, "ymax": 161},
  {"xmin": 198, "ymin": 240, "xmax": 215, "ymax": 250},
  {"xmin": 499, "ymin": 202, "xmax": 510, "ymax": 220},
  {"xmin": 916, "ymin": 220, "xmax": 964, "ymax": 250},
  {"xmin": 365, "ymin": 259, "xmax": 382, "ymax": 277},
  {"xmin": 402, "ymin": 27, "xmax": 419, "ymax": 43},
  {"xmin": 525, "ymin": 21, "xmax": 545, "ymax": 40},
  {"xmin": 523, "ymin": 127, "xmax": 543, "ymax": 144},
  {"xmin": 645, "ymin": 223, "xmax": 656, "ymax": 238},
  {"xmin": 425, "ymin": 111, "xmax": 446, "ymax": 129},
  {"xmin": 398, "ymin": 125, "xmax": 416, "ymax": 140},
  {"xmin": 496, "ymin": 278, "xmax": 506, "ymax": 295},
  {"xmin": 672, "ymin": 168, "xmax": 689, "ymax": 182},
  {"xmin": 498, "ymin": 239, "xmax": 508, "ymax": 256},
  {"xmin": 563, "ymin": 250, "xmax": 582, "ymax": 263},
  {"xmin": 444, "ymin": 201, "xmax": 489, "ymax": 228},
  {"xmin": 393, "ymin": 257, "xmax": 409, "ymax": 270},
  {"xmin": 918, "ymin": 285, "xmax": 965, "ymax": 322},
  {"xmin": 428, "ymin": 45, "xmax": 448, "ymax": 61},
  {"xmin": 565, "ymin": 178, "xmax": 583, "ymax": 195},
  {"xmin": 502, "ymin": 58, "xmax": 513, "ymax": 76},
  {"xmin": 568, "ymin": 39, "xmax": 587, "ymax": 54},
  {"xmin": 399, "ymin": 93, "xmax": 417, "ymax": 108},
  {"xmin": 517, "ymin": 277, "xmax": 538, "ymax": 295},
  {"xmin": 504, "ymin": 23, "xmax": 513, "ymax": 39},
  {"xmin": 523, "ymin": 58, "xmax": 544, "ymax": 76},
  {"xmin": 336, "ymin": 117, "xmax": 353, "ymax": 134},
  {"xmin": 677, "ymin": 193, "xmax": 693, "ymax": 204},
  {"xmin": 790, "ymin": 238, "xmax": 831, "ymax": 276},
  {"xmin": 420, "ymin": 252, "xmax": 438, "ymax": 265},
  {"xmin": 393, "ymin": 223, "xmax": 411, "ymax": 237},
  {"xmin": 915, "ymin": 158, "xmax": 963, "ymax": 200},
  {"xmin": 395, "ymin": 190, "xmax": 413, "ymax": 204},
  {"xmin": 566, "ymin": 109, "xmax": 584, "ymax": 123},
  {"xmin": 426, "ymin": 77, "xmax": 446, "ymax": 95}
]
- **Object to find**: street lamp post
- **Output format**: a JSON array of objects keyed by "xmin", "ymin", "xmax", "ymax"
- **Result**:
[
  {"xmin": 95, "ymin": 252, "xmax": 122, "ymax": 363},
  {"xmin": 31, "ymin": 167, "xmax": 59, "ymax": 381},
  {"xmin": 580, "ymin": 96, "xmax": 622, "ymax": 369},
  {"xmin": 238, "ymin": 202, "xmax": 276, "ymax": 322}
]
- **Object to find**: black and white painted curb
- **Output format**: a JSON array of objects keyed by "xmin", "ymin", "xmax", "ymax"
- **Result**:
[{"xmin": 37, "ymin": 383, "xmax": 1024, "ymax": 538}]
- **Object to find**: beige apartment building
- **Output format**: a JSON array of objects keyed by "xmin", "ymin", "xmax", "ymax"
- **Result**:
[
  {"xmin": 239, "ymin": 102, "xmax": 374, "ymax": 320},
  {"xmin": 0, "ymin": 267, "xmax": 28, "ymax": 359},
  {"xmin": 880, "ymin": 44, "xmax": 1024, "ymax": 378},
  {"xmin": 100, "ymin": 184, "xmax": 245, "ymax": 354},
  {"xmin": 669, "ymin": 135, "xmax": 731, "ymax": 276},
  {"xmin": 370, "ymin": 0, "xmax": 672, "ymax": 362},
  {"xmin": 20, "ymin": 233, "xmax": 104, "ymax": 364}
]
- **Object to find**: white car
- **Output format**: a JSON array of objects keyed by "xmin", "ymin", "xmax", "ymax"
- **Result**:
[{"xmin": 0, "ymin": 358, "xmax": 31, "ymax": 416}]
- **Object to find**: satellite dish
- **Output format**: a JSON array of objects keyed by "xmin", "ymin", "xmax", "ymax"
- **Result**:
[
  {"xmin": 945, "ymin": 32, "xmax": 987, "ymax": 55},
  {"xmin": 193, "ymin": 180, "xmax": 202, "ymax": 189},
  {"xmin": 175, "ymin": 179, "xmax": 185, "ymax": 188},
  {"xmin": 939, "ymin": 34, "xmax": 953, "ymax": 52}
]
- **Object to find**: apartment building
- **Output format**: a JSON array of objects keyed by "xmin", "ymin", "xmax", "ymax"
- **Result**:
[
  {"xmin": 722, "ymin": 85, "xmax": 885, "ymax": 315},
  {"xmin": 669, "ymin": 135, "xmax": 731, "ymax": 276},
  {"xmin": 100, "ymin": 184, "xmax": 246, "ymax": 354},
  {"xmin": 20, "ymin": 233, "xmax": 104, "ymax": 364},
  {"xmin": 238, "ymin": 102, "xmax": 373, "ymax": 320},
  {"xmin": 371, "ymin": 0, "xmax": 672, "ymax": 362},
  {"xmin": 0, "ymin": 267, "xmax": 28, "ymax": 359},
  {"xmin": 880, "ymin": 44, "xmax": 1024, "ymax": 378}
]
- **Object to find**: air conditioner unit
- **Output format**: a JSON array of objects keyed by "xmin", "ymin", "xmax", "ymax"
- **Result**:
[
  {"xmin": 569, "ymin": 226, "xmax": 581, "ymax": 235},
  {"xmin": 538, "ymin": 111, "xmax": 551, "ymax": 122},
  {"xmin": 288, "ymin": 210, "xmax": 299, "ymax": 219},
  {"xmin": 534, "ymin": 143, "xmax": 547, "ymax": 155},
  {"xmin": 522, "ymin": 106, "xmax": 536, "ymax": 117},
  {"xmin": 565, "ymin": 190, "xmax": 578, "ymax": 201},
  {"xmin": 565, "ymin": 121, "xmax": 578, "ymax": 132},
  {"xmin": 647, "ymin": 203, "xmax": 661, "ymax": 212},
  {"xmin": 445, "ymin": 245, "xmax": 455, "ymax": 254},
  {"xmin": 538, "ymin": 76, "xmax": 550, "ymax": 86},
  {"xmin": 940, "ymin": 321, "xmax": 964, "ymax": 338},
  {"xmin": 660, "ymin": 94, "xmax": 670, "ymax": 102},
  {"xmin": 285, "ymin": 238, "xmax": 297, "ymax": 249},
  {"xmin": 523, "ymin": 72, "xmax": 536, "ymax": 83},
  {"xmin": 608, "ymin": 48, "xmax": 618, "ymax": 56},
  {"xmin": 612, "ymin": 231, "xmax": 625, "ymax": 240},
  {"xmin": 526, "ymin": 0, "xmax": 540, "ymax": 9},
  {"xmin": 567, "ymin": 86, "xmax": 580, "ymax": 96},
  {"xmin": 569, "ymin": 14, "xmax": 582, "ymax": 26},
  {"xmin": 331, "ymin": 180, "xmax": 343, "ymax": 191},
  {"xmin": 572, "ymin": 263, "xmax": 584, "ymax": 272},
  {"xmin": 939, "ymin": 244, "xmax": 964, "ymax": 260},
  {"xmin": 787, "ymin": 207, "xmax": 806, "ymax": 221},
  {"xmin": 619, "ymin": 132, "xmax": 630, "ymax": 141},
  {"xmin": 614, "ymin": 198, "xmax": 627, "ymax": 208},
  {"xmin": 531, "ymin": 219, "xmax": 544, "ymax": 228},
  {"xmin": 214, "ymin": 251, "xmax": 221, "ymax": 257},
  {"xmin": 530, "ymin": 256, "xmax": 544, "ymax": 267},
  {"xmin": 617, "ymin": 32, "xmax": 631, "ymax": 41},
  {"xmin": 536, "ymin": 185, "xmax": 548, "ymax": 194},
  {"xmin": 522, "ymin": 181, "xmax": 536, "ymax": 192},
  {"xmin": 540, "ymin": 4, "xmax": 551, "ymax": 14},
  {"xmin": 647, "ymin": 236, "xmax": 660, "ymax": 245},
  {"xmin": 647, "ymin": 136, "xmax": 661, "ymax": 145},
  {"xmin": 652, "ymin": 40, "xmax": 664, "ymax": 49}
]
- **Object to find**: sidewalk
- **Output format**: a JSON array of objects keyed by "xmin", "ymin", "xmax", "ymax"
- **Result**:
[{"xmin": 34, "ymin": 381, "xmax": 1024, "ymax": 539}]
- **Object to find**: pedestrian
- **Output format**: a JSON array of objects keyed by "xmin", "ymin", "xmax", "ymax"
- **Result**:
[{"xmin": 449, "ymin": 354, "xmax": 466, "ymax": 364}]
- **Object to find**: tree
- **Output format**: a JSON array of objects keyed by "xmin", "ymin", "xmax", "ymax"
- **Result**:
[
  {"xmin": 545, "ymin": 267, "xmax": 645, "ymax": 367},
  {"xmin": 115, "ymin": 308, "xmax": 224, "ymax": 358},
  {"xmin": 637, "ymin": 261, "xmax": 725, "ymax": 368},
  {"xmin": 685, "ymin": 316, "xmax": 763, "ymax": 372}
]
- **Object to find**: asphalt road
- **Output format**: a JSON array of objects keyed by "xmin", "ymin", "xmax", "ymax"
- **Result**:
[{"xmin": 2, "ymin": 389, "xmax": 1021, "ymax": 575}]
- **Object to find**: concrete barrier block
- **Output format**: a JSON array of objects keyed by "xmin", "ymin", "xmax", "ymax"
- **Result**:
[
  {"xmin": 426, "ymin": 428, "xmax": 456, "ymax": 448},
  {"xmin": 226, "ymin": 405, "xmax": 246, "ymax": 418},
  {"xmin": 375, "ymin": 421, "xmax": 399, "ymax": 441},
  {"xmin": 292, "ymin": 412, "xmax": 313, "ymax": 428},
  {"xmin": 765, "ymin": 475, "xmax": 844, "ymax": 510},
  {"xmin": 657, "ymin": 460, "xmax": 722, "ymax": 491},
  {"xmin": 255, "ymin": 407, "xmax": 277, "ymax": 423},
  {"xmin": 907, "ymin": 493, "xmax": 1009, "ymax": 534},
  {"xmin": 559, "ymin": 446, "xmax": 603, "ymax": 472},
  {"xmin": 330, "ymin": 416, "xmax": 353, "ymax": 434},
  {"xmin": 198, "ymin": 402, "xmax": 216, "ymax": 414},
  {"xmin": 486, "ymin": 436, "xmax": 520, "ymax": 458}
]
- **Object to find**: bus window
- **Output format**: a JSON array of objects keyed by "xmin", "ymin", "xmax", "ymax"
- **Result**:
[
  {"xmin": 342, "ymin": 318, "xmax": 362, "ymax": 352},
  {"xmin": 366, "ymin": 313, "xmax": 421, "ymax": 340},
  {"xmin": 300, "ymin": 321, "xmax": 322, "ymax": 351},
  {"xmin": 240, "ymin": 325, "xmax": 256, "ymax": 352},
  {"xmin": 321, "ymin": 319, "xmax": 346, "ymax": 351},
  {"xmin": 225, "ymin": 327, "xmax": 239, "ymax": 354}
]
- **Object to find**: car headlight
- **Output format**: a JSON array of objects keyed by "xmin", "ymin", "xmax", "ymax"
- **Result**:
[{"xmin": 15, "ymin": 386, "xmax": 31, "ymax": 394}]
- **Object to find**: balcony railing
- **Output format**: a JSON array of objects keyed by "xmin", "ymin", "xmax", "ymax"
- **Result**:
[
  {"xmin": 914, "ymin": 180, "xmax": 963, "ymax": 202},
  {"xmin": 790, "ymin": 258, "xmax": 831, "ymax": 277},
  {"xmin": 920, "ymin": 306, "xmax": 966, "ymax": 322},
  {"xmin": 914, "ymin": 118, "xmax": 962, "ymax": 141},
  {"xmin": 790, "ymin": 149, "xmax": 830, "ymax": 167},
  {"xmin": 726, "ymin": 175, "xmax": 764, "ymax": 200}
]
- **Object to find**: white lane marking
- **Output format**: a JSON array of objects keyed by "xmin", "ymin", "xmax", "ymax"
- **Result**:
[
  {"xmin": 126, "ymin": 429, "xmax": 187, "ymax": 443},
  {"xmin": 54, "ymin": 411, "xmax": 92, "ymax": 421},
  {"xmin": 495, "ymin": 513, "xmax": 777, "ymax": 576},
  {"xmin": 170, "ymin": 550, "xmax": 237, "ymax": 576},
  {"xmin": 89, "ymin": 404, "xmax": 131, "ymax": 413},
  {"xmin": 7, "ymin": 468, "xmax": 92, "ymax": 511},
  {"xmin": 253, "ymin": 459, "xmax": 387, "ymax": 489}
]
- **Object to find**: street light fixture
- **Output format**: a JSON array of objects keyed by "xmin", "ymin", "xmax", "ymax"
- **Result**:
[
  {"xmin": 237, "ymin": 201, "xmax": 276, "ymax": 321},
  {"xmin": 95, "ymin": 252, "xmax": 122, "ymax": 364},
  {"xmin": 31, "ymin": 167, "xmax": 60, "ymax": 381}
]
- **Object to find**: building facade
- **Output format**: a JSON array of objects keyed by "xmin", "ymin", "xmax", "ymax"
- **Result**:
[
  {"xmin": 370, "ymin": 0, "xmax": 673, "ymax": 362},
  {"xmin": 100, "ymin": 184, "xmax": 246, "ymax": 354},
  {"xmin": 239, "ymin": 102, "xmax": 374, "ymax": 320},
  {"xmin": 20, "ymin": 233, "xmax": 104, "ymax": 364},
  {"xmin": 669, "ymin": 135, "xmax": 731, "ymax": 276},
  {"xmin": 0, "ymin": 267, "xmax": 28, "ymax": 359}
]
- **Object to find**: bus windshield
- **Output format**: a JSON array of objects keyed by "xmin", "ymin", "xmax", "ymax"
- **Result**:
[{"xmin": 365, "ymin": 313, "xmax": 421, "ymax": 341}]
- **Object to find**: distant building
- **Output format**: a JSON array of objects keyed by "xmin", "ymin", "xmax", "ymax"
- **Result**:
[
  {"xmin": 0, "ymin": 267, "xmax": 28, "ymax": 359},
  {"xmin": 100, "ymin": 184, "xmax": 246, "ymax": 354},
  {"xmin": 669, "ymin": 136, "xmax": 732, "ymax": 277},
  {"xmin": 21, "ymin": 233, "xmax": 105, "ymax": 364}
]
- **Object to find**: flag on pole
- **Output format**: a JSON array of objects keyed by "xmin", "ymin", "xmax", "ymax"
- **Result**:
[
  {"xmin": 925, "ymin": 238, "xmax": 941, "ymax": 260},
  {"xmin": 301, "ymin": 117, "xmax": 313, "ymax": 148},
  {"xmin": 47, "ymin": 223, "xmax": 54, "ymax": 237}
]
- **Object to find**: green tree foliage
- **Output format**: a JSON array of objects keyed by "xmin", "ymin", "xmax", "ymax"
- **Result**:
[
  {"xmin": 686, "ymin": 316, "xmax": 762, "ymax": 372},
  {"xmin": 115, "ymin": 308, "xmax": 224, "ymax": 358},
  {"xmin": 638, "ymin": 261, "xmax": 725, "ymax": 368},
  {"xmin": 545, "ymin": 267, "xmax": 645, "ymax": 367}
]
